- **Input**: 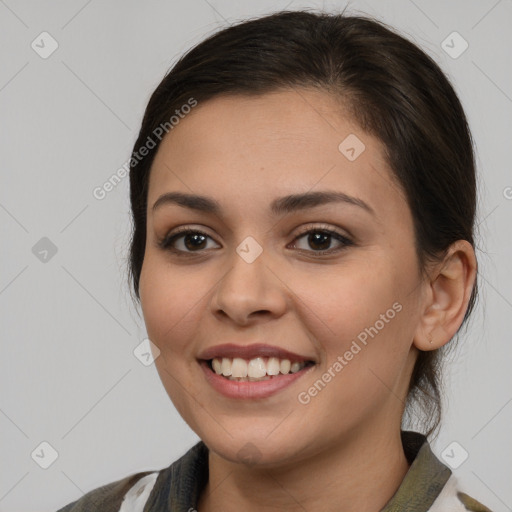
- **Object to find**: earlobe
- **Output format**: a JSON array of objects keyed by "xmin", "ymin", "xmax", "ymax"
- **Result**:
[{"xmin": 413, "ymin": 240, "xmax": 477, "ymax": 352}]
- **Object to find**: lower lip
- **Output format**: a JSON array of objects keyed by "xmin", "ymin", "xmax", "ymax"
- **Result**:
[{"xmin": 199, "ymin": 360, "xmax": 314, "ymax": 399}]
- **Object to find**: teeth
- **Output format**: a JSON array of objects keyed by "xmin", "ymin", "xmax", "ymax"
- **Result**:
[
  {"xmin": 221, "ymin": 357, "xmax": 232, "ymax": 376},
  {"xmin": 290, "ymin": 362, "xmax": 301, "ymax": 373},
  {"xmin": 231, "ymin": 358, "xmax": 248, "ymax": 378},
  {"xmin": 212, "ymin": 358, "xmax": 222, "ymax": 374},
  {"xmin": 210, "ymin": 356, "xmax": 308, "ymax": 379},
  {"xmin": 280, "ymin": 359, "xmax": 291, "ymax": 374},
  {"xmin": 267, "ymin": 357, "xmax": 280, "ymax": 376},
  {"xmin": 248, "ymin": 357, "xmax": 266, "ymax": 378}
]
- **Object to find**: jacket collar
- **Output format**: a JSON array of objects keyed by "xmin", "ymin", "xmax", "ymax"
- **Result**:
[{"xmin": 145, "ymin": 430, "xmax": 451, "ymax": 511}]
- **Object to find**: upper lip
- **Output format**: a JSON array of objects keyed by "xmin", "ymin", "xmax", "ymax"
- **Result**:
[{"xmin": 198, "ymin": 343, "xmax": 316, "ymax": 362}]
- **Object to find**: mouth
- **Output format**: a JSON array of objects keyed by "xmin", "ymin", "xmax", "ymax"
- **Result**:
[
  {"xmin": 197, "ymin": 344, "xmax": 317, "ymax": 399},
  {"xmin": 206, "ymin": 356, "xmax": 315, "ymax": 382}
]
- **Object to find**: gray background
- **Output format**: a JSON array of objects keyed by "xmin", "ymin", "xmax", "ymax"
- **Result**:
[{"xmin": 1, "ymin": 0, "xmax": 511, "ymax": 510}]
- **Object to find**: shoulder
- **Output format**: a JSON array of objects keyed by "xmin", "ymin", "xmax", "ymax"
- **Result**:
[
  {"xmin": 55, "ymin": 441, "xmax": 208, "ymax": 512},
  {"xmin": 55, "ymin": 470, "xmax": 159, "ymax": 512},
  {"xmin": 429, "ymin": 474, "xmax": 494, "ymax": 512}
]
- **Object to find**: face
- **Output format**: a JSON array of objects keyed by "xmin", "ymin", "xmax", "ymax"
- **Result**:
[{"xmin": 139, "ymin": 88, "xmax": 426, "ymax": 467}]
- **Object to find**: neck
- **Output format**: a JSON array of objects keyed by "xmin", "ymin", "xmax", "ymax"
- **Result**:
[{"xmin": 197, "ymin": 424, "xmax": 410, "ymax": 512}]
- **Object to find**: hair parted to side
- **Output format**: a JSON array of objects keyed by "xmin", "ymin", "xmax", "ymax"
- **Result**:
[{"xmin": 127, "ymin": 9, "xmax": 478, "ymax": 438}]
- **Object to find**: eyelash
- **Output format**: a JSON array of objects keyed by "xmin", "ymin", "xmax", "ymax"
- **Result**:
[{"xmin": 158, "ymin": 224, "xmax": 354, "ymax": 257}]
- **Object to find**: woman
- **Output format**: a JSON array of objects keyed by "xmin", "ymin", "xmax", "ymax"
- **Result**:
[{"xmin": 57, "ymin": 9, "xmax": 492, "ymax": 512}]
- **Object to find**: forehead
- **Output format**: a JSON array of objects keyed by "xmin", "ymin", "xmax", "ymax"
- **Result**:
[{"xmin": 147, "ymin": 89, "xmax": 405, "ymax": 217}]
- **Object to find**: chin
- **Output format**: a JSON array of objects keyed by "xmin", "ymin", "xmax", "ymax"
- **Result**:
[{"xmin": 196, "ymin": 425, "xmax": 310, "ymax": 468}]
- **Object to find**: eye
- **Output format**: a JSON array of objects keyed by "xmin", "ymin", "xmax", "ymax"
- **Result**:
[
  {"xmin": 158, "ymin": 225, "xmax": 353, "ymax": 257},
  {"xmin": 290, "ymin": 226, "xmax": 353, "ymax": 255},
  {"xmin": 158, "ymin": 228, "xmax": 220, "ymax": 254}
]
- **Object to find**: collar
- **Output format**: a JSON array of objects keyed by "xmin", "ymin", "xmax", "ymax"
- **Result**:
[
  {"xmin": 381, "ymin": 431, "xmax": 452, "ymax": 511},
  {"xmin": 144, "ymin": 430, "xmax": 451, "ymax": 511}
]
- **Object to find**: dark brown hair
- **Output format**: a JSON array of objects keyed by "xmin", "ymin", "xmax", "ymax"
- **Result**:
[{"xmin": 127, "ymin": 9, "xmax": 478, "ymax": 437}]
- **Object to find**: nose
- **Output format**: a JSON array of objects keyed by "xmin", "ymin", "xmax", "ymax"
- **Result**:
[{"xmin": 210, "ymin": 247, "xmax": 288, "ymax": 326}]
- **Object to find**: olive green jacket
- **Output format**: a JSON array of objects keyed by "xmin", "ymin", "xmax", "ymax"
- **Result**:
[{"xmin": 56, "ymin": 431, "xmax": 493, "ymax": 511}]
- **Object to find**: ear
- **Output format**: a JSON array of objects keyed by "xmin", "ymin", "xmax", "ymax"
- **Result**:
[{"xmin": 413, "ymin": 240, "xmax": 477, "ymax": 351}]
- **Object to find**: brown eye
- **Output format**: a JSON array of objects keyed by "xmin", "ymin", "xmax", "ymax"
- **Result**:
[
  {"xmin": 159, "ymin": 226, "xmax": 352, "ymax": 257},
  {"xmin": 159, "ymin": 230, "xmax": 220, "ymax": 254},
  {"xmin": 292, "ymin": 228, "xmax": 353, "ymax": 255}
]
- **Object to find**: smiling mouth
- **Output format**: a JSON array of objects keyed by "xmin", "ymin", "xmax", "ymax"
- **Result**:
[{"xmin": 206, "ymin": 356, "xmax": 316, "ymax": 382}]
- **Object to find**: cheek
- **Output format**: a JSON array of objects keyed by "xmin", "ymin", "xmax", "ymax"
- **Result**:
[
  {"xmin": 288, "ymin": 252, "xmax": 418, "ymax": 402},
  {"xmin": 139, "ymin": 253, "xmax": 206, "ymax": 355},
  {"xmin": 291, "ymin": 265, "xmax": 415, "ymax": 420},
  {"xmin": 290, "ymin": 257, "xmax": 403, "ymax": 340}
]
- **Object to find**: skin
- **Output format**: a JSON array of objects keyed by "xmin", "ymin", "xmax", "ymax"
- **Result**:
[{"xmin": 138, "ymin": 88, "xmax": 477, "ymax": 512}]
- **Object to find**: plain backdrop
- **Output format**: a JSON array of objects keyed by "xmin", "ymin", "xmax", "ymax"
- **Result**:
[{"xmin": 1, "ymin": 1, "xmax": 511, "ymax": 511}]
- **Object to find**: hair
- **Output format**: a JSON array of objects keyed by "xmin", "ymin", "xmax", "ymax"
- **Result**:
[{"xmin": 127, "ymin": 9, "xmax": 478, "ymax": 438}]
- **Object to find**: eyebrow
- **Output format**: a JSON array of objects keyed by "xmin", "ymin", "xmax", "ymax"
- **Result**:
[{"xmin": 152, "ymin": 190, "xmax": 375, "ymax": 216}]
